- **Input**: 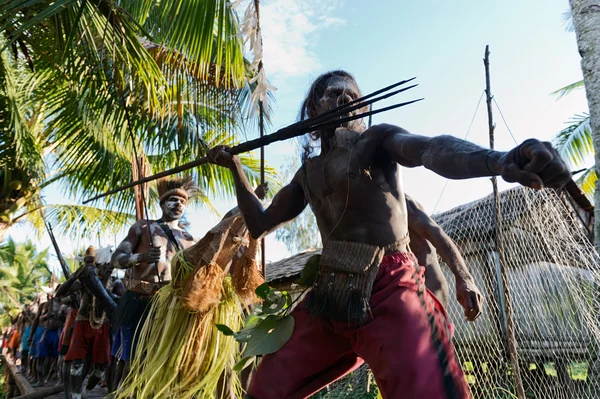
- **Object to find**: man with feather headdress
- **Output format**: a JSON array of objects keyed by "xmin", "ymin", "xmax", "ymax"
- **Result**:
[
  {"xmin": 114, "ymin": 181, "xmax": 268, "ymax": 399},
  {"xmin": 110, "ymin": 176, "xmax": 197, "ymax": 386}
]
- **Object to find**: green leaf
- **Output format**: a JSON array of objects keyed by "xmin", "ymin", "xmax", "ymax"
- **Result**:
[
  {"xmin": 232, "ymin": 329, "xmax": 253, "ymax": 343},
  {"xmin": 243, "ymin": 315, "xmax": 295, "ymax": 358},
  {"xmin": 297, "ymin": 255, "xmax": 321, "ymax": 287},
  {"xmin": 262, "ymin": 295, "xmax": 288, "ymax": 315},
  {"xmin": 215, "ymin": 324, "xmax": 234, "ymax": 336},
  {"xmin": 245, "ymin": 314, "xmax": 266, "ymax": 329},
  {"xmin": 255, "ymin": 282, "xmax": 271, "ymax": 299},
  {"xmin": 233, "ymin": 356, "xmax": 256, "ymax": 372}
]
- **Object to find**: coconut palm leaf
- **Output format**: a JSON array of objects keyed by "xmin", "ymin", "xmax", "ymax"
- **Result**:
[
  {"xmin": 27, "ymin": 204, "xmax": 136, "ymax": 240},
  {"xmin": 553, "ymin": 113, "xmax": 592, "ymax": 168},
  {"xmin": 0, "ymin": 48, "xmax": 45, "ymax": 179},
  {"xmin": 551, "ymin": 80, "xmax": 584, "ymax": 99},
  {"xmin": 576, "ymin": 168, "xmax": 596, "ymax": 198}
]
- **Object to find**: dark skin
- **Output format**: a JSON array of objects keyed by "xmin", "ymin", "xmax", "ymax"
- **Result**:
[
  {"xmin": 406, "ymin": 195, "xmax": 483, "ymax": 321},
  {"xmin": 111, "ymin": 194, "xmax": 195, "ymax": 282},
  {"xmin": 209, "ymin": 75, "xmax": 571, "ymax": 259}
]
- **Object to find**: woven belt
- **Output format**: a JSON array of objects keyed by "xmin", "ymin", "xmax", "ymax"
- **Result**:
[{"xmin": 126, "ymin": 279, "xmax": 168, "ymax": 295}]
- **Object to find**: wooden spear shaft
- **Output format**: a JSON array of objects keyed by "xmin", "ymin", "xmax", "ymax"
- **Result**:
[
  {"xmin": 82, "ymin": 97, "xmax": 422, "ymax": 204},
  {"xmin": 485, "ymin": 45, "xmax": 526, "ymax": 399}
]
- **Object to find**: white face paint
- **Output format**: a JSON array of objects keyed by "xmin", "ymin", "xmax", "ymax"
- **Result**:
[
  {"xmin": 317, "ymin": 77, "xmax": 363, "ymax": 131},
  {"xmin": 161, "ymin": 195, "xmax": 187, "ymax": 221}
]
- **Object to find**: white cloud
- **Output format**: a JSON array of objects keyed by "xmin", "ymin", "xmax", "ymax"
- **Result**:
[{"xmin": 258, "ymin": 0, "xmax": 345, "ymax": 79}]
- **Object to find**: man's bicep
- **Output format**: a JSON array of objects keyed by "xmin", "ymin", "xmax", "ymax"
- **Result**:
[
  {"xmin": 381, "ymin": 127, "xmax": 431, "ymax": 168},
  {"xmin": 114, "ymin": 225, "xmax": 140, "ymax": 255},
  {"xmin": 262, "ymin": 181, "xmax": 307, "ymax": 231}
]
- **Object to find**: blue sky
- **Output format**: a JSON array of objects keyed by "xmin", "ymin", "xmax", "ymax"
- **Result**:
[{"xmin": 8, "ymin": 0, "xmax": 590, "ymax": 273}]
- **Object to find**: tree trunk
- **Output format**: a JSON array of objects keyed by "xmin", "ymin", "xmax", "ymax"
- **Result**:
[{"xmin": 569, "ymin": 0, "xmax": 600, "ymax": 250}]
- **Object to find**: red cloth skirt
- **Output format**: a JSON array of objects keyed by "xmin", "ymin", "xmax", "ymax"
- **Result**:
[{"xmin": 248, "ymin": 252, "xmax": 471, "ymax": 399}]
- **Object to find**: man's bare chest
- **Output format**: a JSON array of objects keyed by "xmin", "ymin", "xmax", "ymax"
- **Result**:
[
  {"xmin": 304, "ymin": 148, "xmax": 393, "ymax": 200},
  {"xmin": 141, "ymin": 223, "xmax": 194, "ymax": 253}
]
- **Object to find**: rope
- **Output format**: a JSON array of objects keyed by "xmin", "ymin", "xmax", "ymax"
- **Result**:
[
  {"xmin": 432, "ymin": 90, "xmax": 485, "ymax": 214},
  {"xmin": 493, "ymin": 97, "xmax": 519, "ymax": 145}
]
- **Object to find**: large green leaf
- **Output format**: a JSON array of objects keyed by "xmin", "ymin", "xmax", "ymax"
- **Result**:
[{"xmin": 243, "ymin": 315, "xmax": 295, "ymax": 358}]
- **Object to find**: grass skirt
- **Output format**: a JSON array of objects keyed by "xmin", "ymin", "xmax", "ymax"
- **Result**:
[{"xmin": 115, "ymin": 277, "xmax": 244, "ymax": 399}]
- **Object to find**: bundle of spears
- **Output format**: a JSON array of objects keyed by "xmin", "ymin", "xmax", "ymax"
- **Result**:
[{"xmin": 83, "ymin": 77, "xmax": 422, "ymax": 204}]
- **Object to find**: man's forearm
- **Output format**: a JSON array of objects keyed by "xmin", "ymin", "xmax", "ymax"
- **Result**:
[
  {"xmin": 113, "ymin": 252, "xmax": 141, "ymax": 269},
  {"xmin": 56, "ymin": 272, "xmax": 80, "ymax": 297},
  {"xmin": 229, "ymin": 160, "xmax": 268, "ymax": 237},
  {"xmin": 421, "ymin": 135, "xmax": 503, "ymax": 179},
  {"xmin": 428, "ymin": 228, "xmax": 473, "ymax": 282}
]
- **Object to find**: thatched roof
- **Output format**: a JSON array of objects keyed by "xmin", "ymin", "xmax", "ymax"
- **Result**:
[
  {"xmin": 432, "ymin": 186, "xmax": 547, "ymax": 242},
  {"xmin": 266, "ymin": 248, "xmax": 320, "ymax": 284}
]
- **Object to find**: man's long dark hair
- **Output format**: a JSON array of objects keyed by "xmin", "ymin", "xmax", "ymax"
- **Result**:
[{"xmin": 299, "ymin": 70, "xmax": 363, "ymax": 162}]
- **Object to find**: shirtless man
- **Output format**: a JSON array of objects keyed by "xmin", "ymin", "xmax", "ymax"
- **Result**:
[
  {"xmin": 28, "ymin": 295, "xmax": 52, "ymax": 385},
  {"xmin": 38, "ymin": 293, "xmax": 63, "ymax": 385},
  {"xmin": 407, "ymin": 194, "xmax": 483, "ymax": 322},
  {"xmin": 57, "ymin": 247, "xmax": 114, "ymax": 399},
  {"xmin": 208, "ymin": 70, "xmax": 571, "ymax": 398},
  {"xmin": 110, "ymin": 177, "xmax": 197, "ymax": 387}
]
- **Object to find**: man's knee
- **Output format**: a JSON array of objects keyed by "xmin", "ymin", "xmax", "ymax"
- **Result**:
[
  {"xmin": 70, "ymin": 360, "xmax": 85, "ymax": 377},
  {"xmin": 92, "ymin": 365, "xmax": 106, "ymax": 379}
]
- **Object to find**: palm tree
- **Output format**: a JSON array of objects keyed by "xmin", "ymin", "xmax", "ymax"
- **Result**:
[
  {"xmin": 0, "ymin": 238, "xmax": 51, "ymax": 311},
  {"xmin": 553, "ymin": 10, "xmax": 596, "ymax": 201},
  {"xmin": 0, "ymin": 1, "xmax": 273, "ymax": 241},
  {"xmin": 566, "ymin": 0, "xmax": 600, "ymax": 249}
]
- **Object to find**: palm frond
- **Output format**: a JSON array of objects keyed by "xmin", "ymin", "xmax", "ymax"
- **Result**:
[
  {"xmin": 576, "ymin": 168, "xmax": 597, "ymax": 198},
  {"xmin": 551, "ymin": 80, "xmax": 584, "ymax": 99},
  {"xmin": 561, "ymin": 10, "xmax": 575, "ymax": 33},
  {"xmin": 28, "ymin": 204, "xmax": 136, "ymax": 240},
  {"xmin": 553, "ymin": 114, "xmax": 593, "ymax": 168},
  {"xmin": 0, "ymin": 48, "xmax": 46, "ymax": 178}
]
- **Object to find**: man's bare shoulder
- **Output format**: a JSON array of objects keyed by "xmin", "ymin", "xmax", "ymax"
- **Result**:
[
  {"xmin": 129, "ymin": 220, "xmax": 149, "ymax": 235},
  {"xmin": 180, "ymin": 230, "xmax": 194, "ymax": 241},
  {"xmin": 363, "ymin": 123, "xmax": 412, "ymax": 139}
]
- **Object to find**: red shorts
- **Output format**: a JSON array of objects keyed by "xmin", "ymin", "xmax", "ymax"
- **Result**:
[
  {"xmin": 248, "ymin": 252, "xmax": 471, "ymax": 399},
  {"xmin": 64, "ymin": 321, "xmax": 111, "ymax": 365},
  {"xmin": 59, "ymin": 308, "xmax": 78, "ymax": 351}
]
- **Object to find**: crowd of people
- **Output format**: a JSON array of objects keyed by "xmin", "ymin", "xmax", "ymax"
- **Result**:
[{"xmin": 1, "ymin": 246, "xmax": 128, "ymax": 397}]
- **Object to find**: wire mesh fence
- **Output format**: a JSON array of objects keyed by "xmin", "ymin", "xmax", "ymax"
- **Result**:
[{"xmin": 317, "ymin": 187, "xmax": 599, "ymax": 398}]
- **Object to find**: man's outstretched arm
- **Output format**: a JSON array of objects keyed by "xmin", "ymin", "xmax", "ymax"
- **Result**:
[
  {"xmin": 208, "ymin": 147, "xmax": 308, "ymax": 239},
  {"xmin": 375, "ymin": 124, "xmax": 571, "ymax": 189}
]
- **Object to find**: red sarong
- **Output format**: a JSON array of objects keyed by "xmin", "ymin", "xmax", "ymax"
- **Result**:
[
  {"xmin": 248, "ymin": 252, "xmax": 471, "ymax": 399},
  {"xmin": 64, "ymin": 321, "xmax": 111, "ymax": 365}
]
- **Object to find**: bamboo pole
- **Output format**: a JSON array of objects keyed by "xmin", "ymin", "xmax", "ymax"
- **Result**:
[{"xmin": 484, "ymin": 45, "xmax": 526, "ymax": 399}]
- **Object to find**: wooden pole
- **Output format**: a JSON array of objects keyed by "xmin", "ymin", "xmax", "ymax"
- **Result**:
[
  {"xmin": 259, "ymin": 102, "xmax": 267, "ymax": 277},
  {"xmin": 484, "ymin": 45, "xmax": 526, "ymax": 399},
  {"xmin": 254, "ymin": 0, "xmax": 267, "ymax": 278}
]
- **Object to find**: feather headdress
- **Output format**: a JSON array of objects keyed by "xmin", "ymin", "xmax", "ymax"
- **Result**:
[{"xmin": 156, "ymin": 176, "xmax": 199, "ymax": 204}]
